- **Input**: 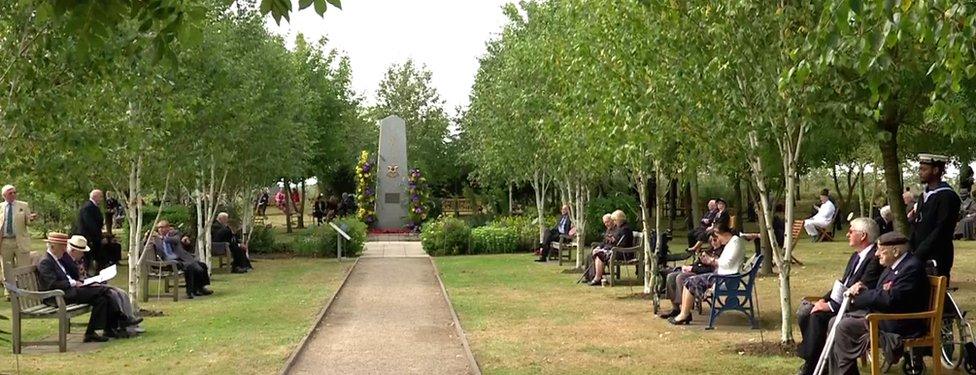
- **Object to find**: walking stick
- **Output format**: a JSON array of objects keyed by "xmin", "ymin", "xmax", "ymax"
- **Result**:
[{"xmin": 814, "ymin": 293, "xmax": 852, "ymax": 375}]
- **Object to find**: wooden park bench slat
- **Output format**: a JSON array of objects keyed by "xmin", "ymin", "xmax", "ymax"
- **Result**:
[
  {"xmin": 139, "ymin": 242, "xmax": 183, "ymax": 302},
  {"xmin": 3, "ymin": 265, "xmax": 92, "ymax": 353}
]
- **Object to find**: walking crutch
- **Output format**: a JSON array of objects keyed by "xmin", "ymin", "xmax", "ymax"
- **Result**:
[{"xmin": 814, "ymin": 293, "xmax": 853, "ymax": 375}]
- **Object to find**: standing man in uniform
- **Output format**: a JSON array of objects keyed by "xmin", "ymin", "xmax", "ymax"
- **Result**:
[
  {"xmin": 0, "ymin": 184, "xmax": 38, "ymax": 290},
  {"xmin": 909, "ymin": 154, "xmax": 961, "ymax": 278},
  {"xmin": 76, "ymin": 189, "xmax": 106, "ymax": 272}
]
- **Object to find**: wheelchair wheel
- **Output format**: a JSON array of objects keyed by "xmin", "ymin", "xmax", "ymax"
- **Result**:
[
  {"xmin": 942, "ymin": 316, "xmax": 964, "ymax": 370},
  {"xmin": 902, "ymin": 351, "xmax": 925, "ymax": 375},
  {"xmin": 966, "ymin": 356, "xmax": 976, "ymax": 375}
]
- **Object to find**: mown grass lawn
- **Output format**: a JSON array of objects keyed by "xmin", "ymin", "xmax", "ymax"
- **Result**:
[
  {"xmin": 0, "ymin": 257, "xmax": 351, "ymax": 375},
  {"xmin": 435, "ymin": 239, "xmax": 976, "ymax": 374}
]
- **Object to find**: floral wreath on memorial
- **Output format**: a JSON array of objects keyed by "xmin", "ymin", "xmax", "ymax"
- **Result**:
[
  {"xmin": 406, "ymin": 168, "xmax": 430, "ymax": 231},
  {"xmin": 355, "ymin": 150, "xmax": 377, "ymax": 227}
]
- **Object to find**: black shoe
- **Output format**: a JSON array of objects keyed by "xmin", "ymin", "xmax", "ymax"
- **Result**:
[
  {"xmin": 534, "ymin": 259, "xmax": 547, "ymax": 262},
  {"xmin": 122, "ymin": 317, "xmax": 143, "ymax": 327},
  {"xmin": 667, "ymin": 315, "xmax": 692, "ymax": 325},
  {"xmin": 588, "ymin": 279, "xmax": 602, "ymax": 286},
  {"xmin": 186, "ymin": 290, "xmax": 195, "ymax": 299},
  {"xmin": 796, "ymin": 360, "xmax": 814, "ymax": 375},
  {"xmin": 232, "ymin": 267, "xmax": 247, "ymax": 274},
  {"xmin": 197, "ymin": 288, "xmax": 213, "ymax": 296},
  {"xmin": 658, "ymin": 310, "xmax": 679, "ymax": 319},
  {"xmin": 105, "ymin": 328, "xmax": 130, "ymax": 339},
  {"xmin": 84, "ymin": 333, "xmax": 109, "ymax": 342}
]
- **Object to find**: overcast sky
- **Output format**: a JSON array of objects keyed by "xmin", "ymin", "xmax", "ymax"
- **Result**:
[{"xmin": 265, "ymin": 0, "xmax": 513, "ymax": 113}]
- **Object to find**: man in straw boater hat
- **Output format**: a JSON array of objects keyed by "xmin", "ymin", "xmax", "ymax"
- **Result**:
[
  {"xmin": 910, "ymin": 153, "xmax": 961, "ymax": 278},
  {"xmin": 36, "ymin": 232, "xmax": 124, "ymax": 342},
  {"xmin": 63, "ymin": 235, "xmax": 144, "ymax": 335},
  {"xmin": 828, "ymin": 231, "xmax": 931, "ymax": 374}
]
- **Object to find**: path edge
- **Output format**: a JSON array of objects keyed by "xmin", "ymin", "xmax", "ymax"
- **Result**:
[
  {"xmin": 278, "ymin": 257, "xmax": 361, "ymax": 375},
  {"xmin": 428, "ymin": 257, "xmax": 483, "ymax": 375}
]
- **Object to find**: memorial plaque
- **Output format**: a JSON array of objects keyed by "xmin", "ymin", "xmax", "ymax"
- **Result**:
[{"xmin": 375, "ymin": 115, "xmax": 409, "ymax": 229}]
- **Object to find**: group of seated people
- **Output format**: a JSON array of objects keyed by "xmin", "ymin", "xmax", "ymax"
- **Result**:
[
  {"xmin": 34, "ymin": 212, "xmax": 255, "ymax": 343},
  {"xmin": 37, "ymin": 233, "xmax": 143, "ymax": 342},
  {"xmin": 583, "ymin": 210, "xmax": 635, "ymax": 285},
  {"xmin": 795, "ymin": 219, "xmax": 931, "ymax": 375}
]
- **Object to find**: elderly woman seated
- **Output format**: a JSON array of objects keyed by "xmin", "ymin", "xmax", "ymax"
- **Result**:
[
  {"xmin": 658, "ymin": 232, "xmax": 722, "ymax": 319},
  {"xmin": 586, "ymin": 210, "xmax": 634, "ymax": 286},
  {"xmin": 668, "ymin": 221, "xmax": 745, "ymax": 325}
]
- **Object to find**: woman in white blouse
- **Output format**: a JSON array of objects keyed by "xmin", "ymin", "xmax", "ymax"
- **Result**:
[{"xmin": 668, "ymin": 220, "xmax": 745, "ymax": 325}]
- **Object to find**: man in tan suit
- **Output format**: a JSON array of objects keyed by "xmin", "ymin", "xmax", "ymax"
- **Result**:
[{"xmin": 0, "ymin": 184, "xmax": 37, "ymax": 288}]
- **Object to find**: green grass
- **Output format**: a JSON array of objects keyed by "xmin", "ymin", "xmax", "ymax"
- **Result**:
[
  {"xmin": 435, "ymin": 239, "xmax": 976, "ymax": 374},
  {"xmin": 0, "ymin": 257, "xmax": 351, "ymax": 374}
]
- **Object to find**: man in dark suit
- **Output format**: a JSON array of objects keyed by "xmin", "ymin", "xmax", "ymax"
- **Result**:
[
  {"xmin": 75, "ymin": 189, "xmax": 105, "ymax": 272},
  {"xmin": 535, "ymin": 204, "xmax": 573, "ymax": 262},
  {"xmin": 145, "ymin": 220, "xmax": 213, "ymax": 299},
  {"xmin": 212, "ymin": 212, "xmax": 253, "ymax": 273},
  {"xmin": 795, "ymin": 218, "xmax": 884, "ymax": 375},
  {"xmin": 36, "ymin": 232, "xmax": 122, "ymax": 342},
  {"xmin": 828, "ymin": 231, "xmax": 931, "ymax": 374},
  {"xmin": 909, "ymin": 153, "xmax": 961, "ymax": 278}
]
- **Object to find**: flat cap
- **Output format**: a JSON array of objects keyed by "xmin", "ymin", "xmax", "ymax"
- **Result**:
[{"xmin": 877, "ymin": 231, "xmax": 909, "ymax": 246}]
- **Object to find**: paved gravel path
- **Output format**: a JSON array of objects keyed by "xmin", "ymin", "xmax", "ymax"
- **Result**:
[{"xmin": 286, "ymin": 242, "xmax": 477, "ymax": 375}]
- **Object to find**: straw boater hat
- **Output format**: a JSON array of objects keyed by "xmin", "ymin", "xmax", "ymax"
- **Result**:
[
  {"xmin": 68, "ymin": 235, "xmax": 90, "ymax": 252},
  {"xmin": 44, "ymin": 232, "xmax": 70, "ymax": 245}
]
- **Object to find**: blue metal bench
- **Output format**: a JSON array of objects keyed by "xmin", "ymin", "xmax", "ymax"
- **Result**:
[{"xmin": 704, "ymin": 253, "xmax": 763, "ymax": 330}]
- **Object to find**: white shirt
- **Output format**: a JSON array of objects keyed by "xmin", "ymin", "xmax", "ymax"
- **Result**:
[
  {"xmin": 890, "ymin": 252, "xmax": 909, "ymax": 271},
  {"xmin": 716, "ymin": 235, "xmax": 746, "ymax": 275},
  {"xmin": 46, "ymin": 250, "xmax": 76, "ymax": 286},
  {"xmin": 813, "ymin": 200, "xmax": 836, "ymax": 221},
  {"xmin": 847, "ymin": 244, "xmax": 874, "ymax": 284}
]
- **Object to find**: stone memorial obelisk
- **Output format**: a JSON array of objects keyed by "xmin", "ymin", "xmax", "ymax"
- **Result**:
[{"xmin": 375, "ymin": 115, "xmax": 409, "ymax": 229}]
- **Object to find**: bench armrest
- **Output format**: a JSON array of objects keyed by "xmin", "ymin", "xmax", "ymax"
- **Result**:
[
  {"xmin": 3, "ymin": 282, "xmax": 66, "ymax": 299},
  {"xmin": 143, "ymin": 259, "xmax": 179, "ymax": 268},
  {"xmin": 866, "ymin": 311, "xmax": 936, "ymax": 322}
]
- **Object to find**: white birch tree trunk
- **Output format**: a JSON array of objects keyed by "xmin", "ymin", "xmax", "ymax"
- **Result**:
[
  {"xmin": 125, "ymin": 157, "xmax": 142, "ymax": 308},
  {"xmin": 531, "ymin": 169, "xmax": 549, "ymax": 244}
]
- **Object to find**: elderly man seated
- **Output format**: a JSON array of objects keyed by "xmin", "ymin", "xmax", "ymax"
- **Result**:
[
  {"xmin": 213, "ymin": 212, "xmax": 253, "ymax": 273},
  {"xmin": 687, "ymin": 199, "xmax": 718, "ymax": 248},
  {"xmin": 145, "ymin": 220, "xmax": 213, "ymax": 299},
  {"xmin": 804, "ymin": 189, "xmax": 836, "ymax": 242},
  {"xmin": 794, "ymin": 218, "xmax": 883, "ymax": 375},
  {"xmin": 62, "ymin": 235, "xmax": 143, "ymax": 335},
  {"xmin": 954, "ymin": 188, "xmax": 976, "ymax": 240},
  {"xmin": 828, "ymin": 231, "xmax": 931, "ymax": 374},
  {"xmin": 36, "ymin": 233, "xmax": 126, "ymax": 342}
]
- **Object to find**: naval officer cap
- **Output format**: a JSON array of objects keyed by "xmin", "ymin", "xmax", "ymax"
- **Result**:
[{"xmin": 918, "ymin": 153, "xmax": 949, "ymax": 167}]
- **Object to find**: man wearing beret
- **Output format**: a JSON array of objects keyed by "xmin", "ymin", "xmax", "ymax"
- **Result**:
[
  {"xmin": 910, "ymin": 153, "xmax": 960, "ymax": 278},
  {"xmin": 795, "ymin": 218, "xmax": 884, "ymax": 375},
  {"xmin": 828, "ymin": 231, "xmax": 931, "ymax": 374}
]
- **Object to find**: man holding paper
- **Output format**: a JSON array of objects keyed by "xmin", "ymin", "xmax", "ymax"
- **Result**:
[
  {"xmin": 37, "ymin": 233, "xmax": 123, "ymax": 342},
  {"xmin": 62, "ymin": 235, "xmax": 143, "ymax": 335},
  {"xmin": 795, "ymin": 218, "xmax": 883, "ymax": 375}
]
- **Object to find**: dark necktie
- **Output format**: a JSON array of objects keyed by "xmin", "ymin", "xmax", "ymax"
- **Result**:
[
  {"xmin": 842, "ymin": 253, "xmax": 859, "ymax": 285},
  {"xmin": 4, "ymin": 203, "xmax": 13, "ymax": 237}
]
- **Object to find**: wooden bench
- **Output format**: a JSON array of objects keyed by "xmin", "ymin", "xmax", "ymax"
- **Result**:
[
  {"xmin": 139, "ymin": 243, "xmax": 183, "ymax": 302},
  {"xmin": 607, "ymin": 232, "xmax": 645, "ymax": 287},
  {"xmin": 3, "ymin": 265, "xmax": 91, "ymax": 353},
  {"xmin": 211, "ymin": 242, "xmax": 230, "ymax": 269},
  {"xmin": 867, "ymin": 275, "xmax": 947, "ymax": 375},
  {"xmin": 550, "ymin": 234, "xmax": 576, "ymax": 266}
]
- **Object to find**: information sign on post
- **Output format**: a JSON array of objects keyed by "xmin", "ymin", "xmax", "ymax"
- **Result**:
[{"xmin": 329, "ymin": 222, "xmax": 352, "ymax": 260}]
